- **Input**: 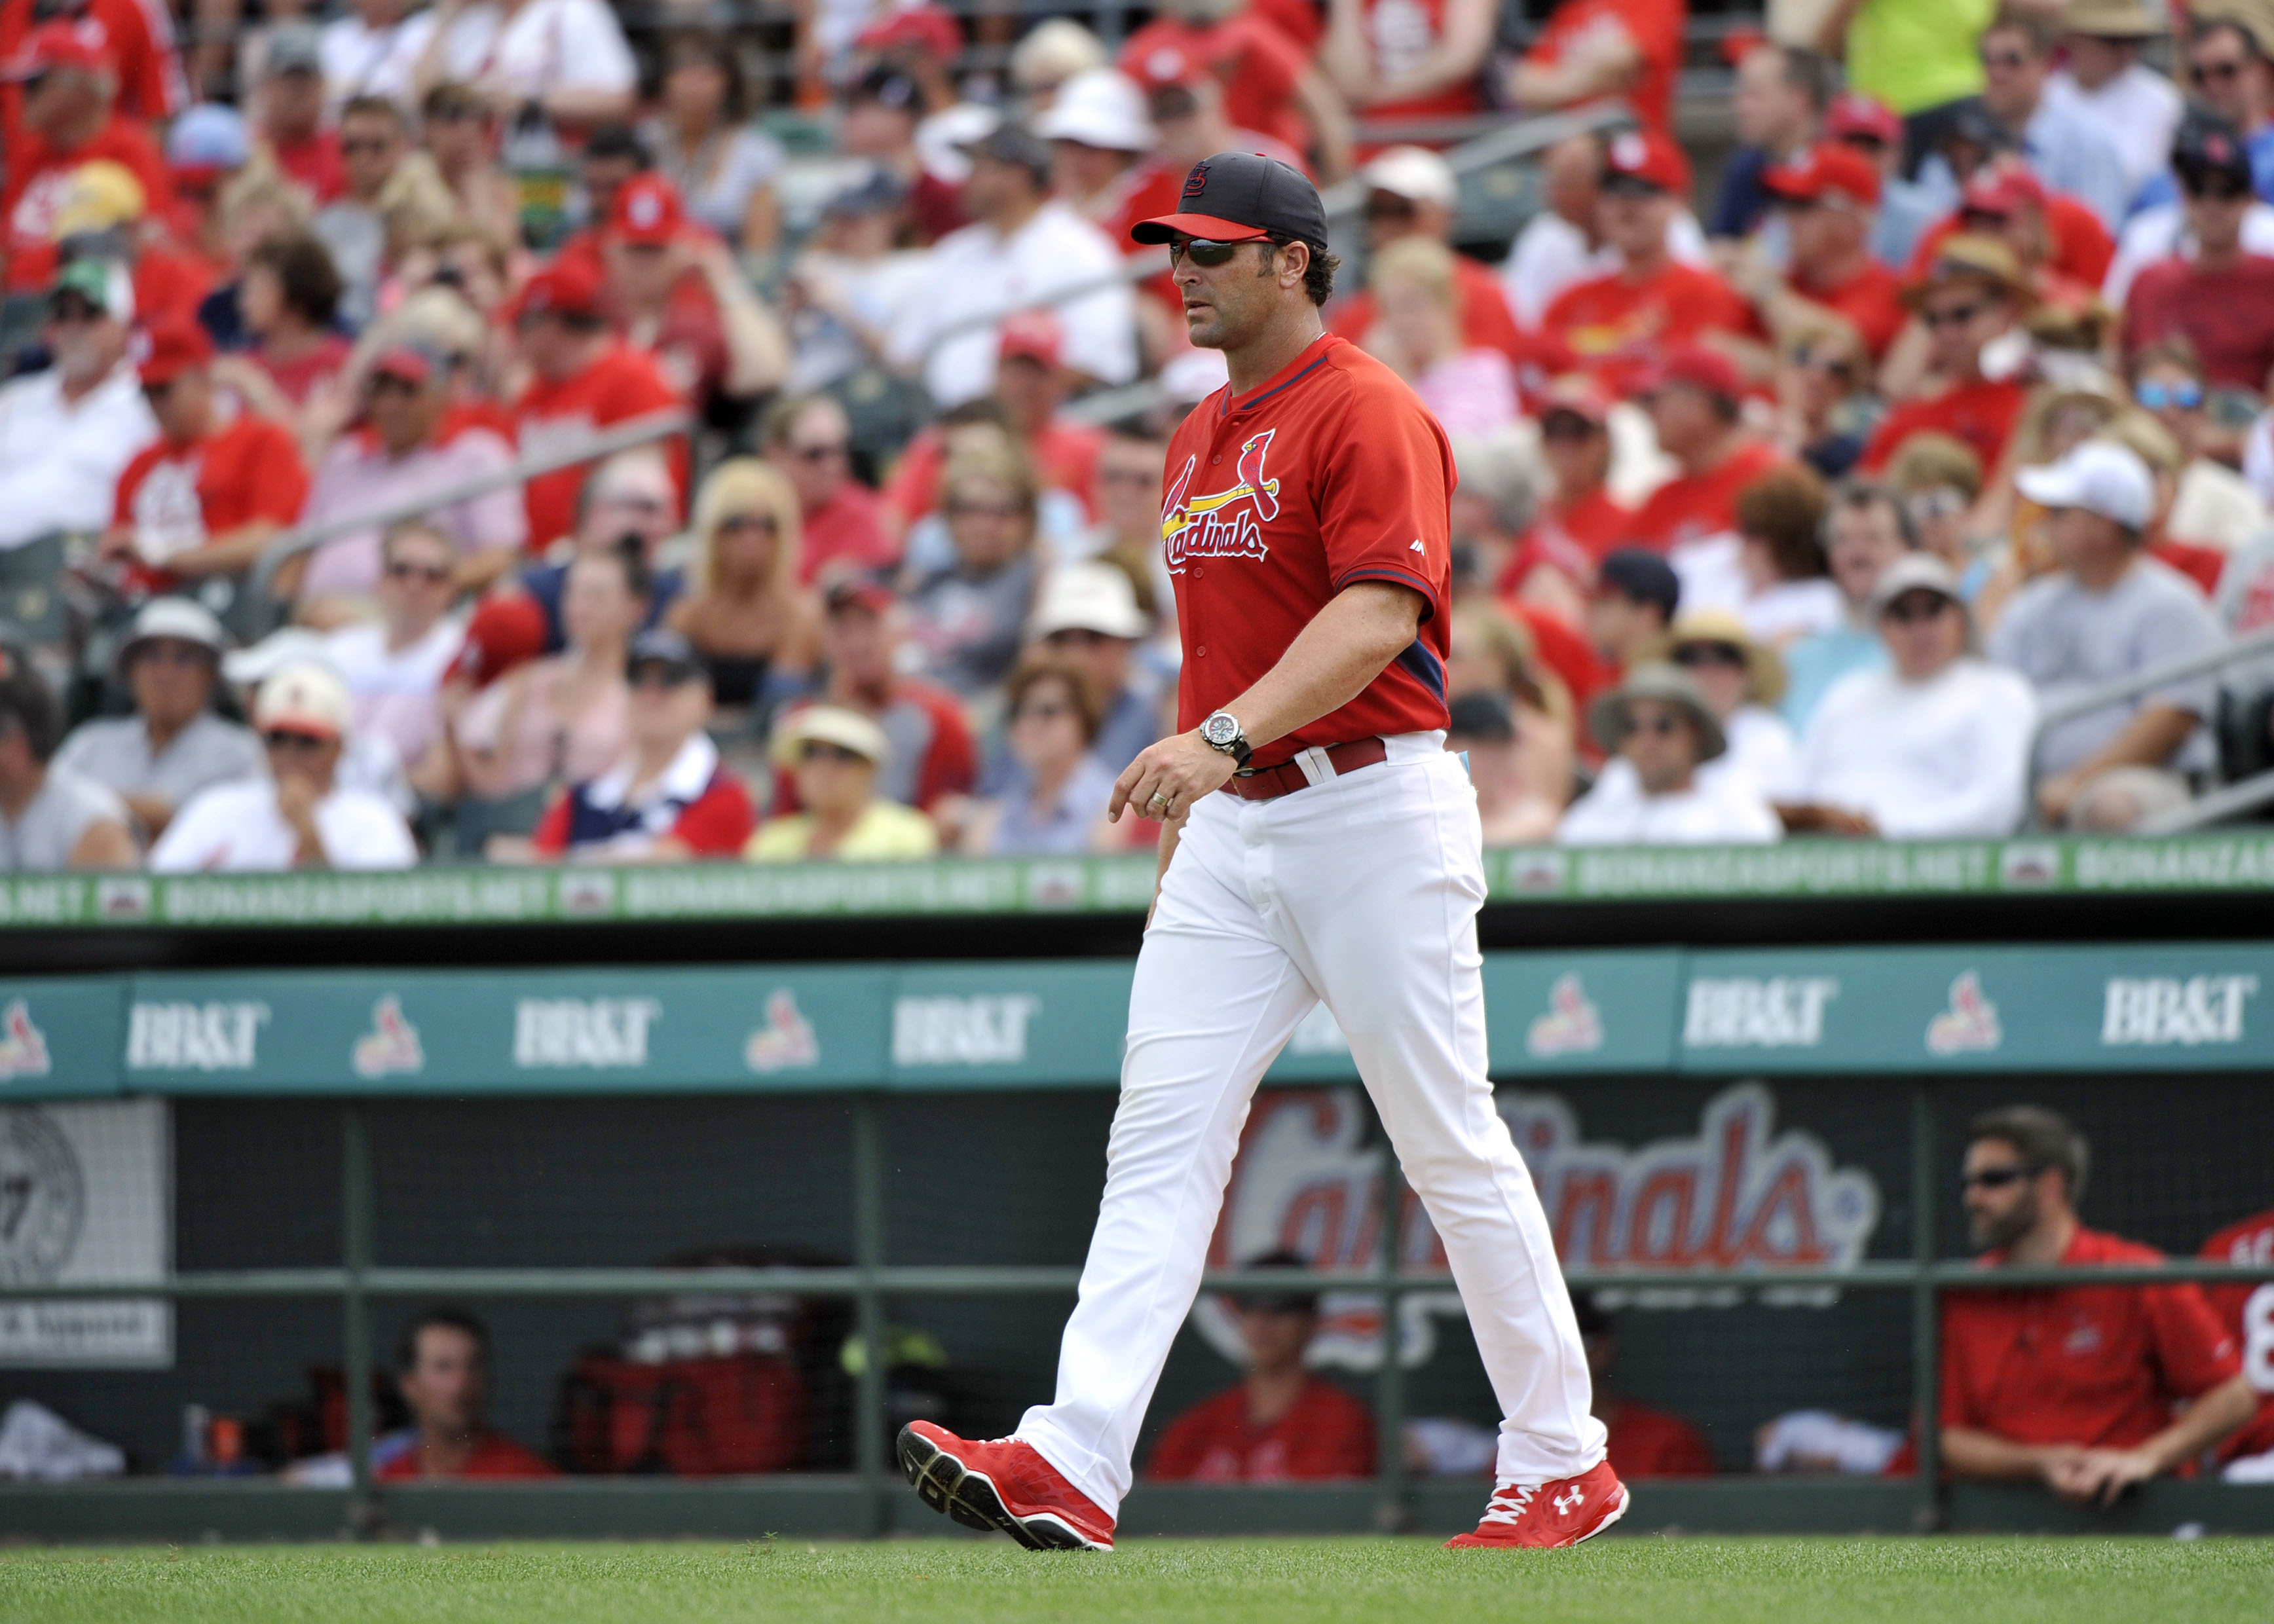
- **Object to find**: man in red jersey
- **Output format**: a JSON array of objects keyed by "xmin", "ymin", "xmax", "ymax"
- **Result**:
[
  {"xmin": 1540, "ymin": 129, "xmax": 1751, "ymax": 398},
  {"xmin": 1509, "ymin": 0, "xmax": 1685, "ymax": 138},
  {"xmin": 1742, "ymin": 143, "xmax": 1907, "ymax": 361},
  {"xmin": 1328, "ymin": 145, "xmax": 1531, "ymax": 373},
  {"xmin": 1941, "ymin": 1106, "xmax": 2254, "ymax": 1503},
  {"xmin": 2199, "ymin": 1205, "xmax": 2274, "ymax": 1468},
  {"xmin": 0, "ymin": 0, "xmax": 183, "ymax": 139},
  {"xmin": 1146, "ymin": 1252, "xmax": 1375, "ymax": 1483},
  {"xmin": 762, "ymin": 395, "xmax": 894, "ymax": 586},
  {"xmin": 375, "ymin": 1309, "xmax": 556, "ymax": 1481},
  {"xmin": 0, "ymin": 22, "xmax": 169, "ymax": 295},
  {"xmin": 252, "ymin": 26, "xmax": 346, "ymax": 206},
  {"xmin": 1322, "ymin": 0, "xmax": 1494, "ymax": 135},
  {"xmin": 510, "ymin": 259, "xmax": 686, "ymax": 553},
  {"xmin": 1118, "ymin": 9, "xmax": 1349, "ymax": 179},
  {"xmin": 1626, "ymin": 344, "xmax": 1786, "ymax": 616},
  {"xmin": 2123, "ymin": 118, "xmax": 2274, "ymax": 395},
  {"xmin": 1863, "ymin": 237, "xmax": 2032, "ymax": 475},
  {"xmin": 895, "ymin": 152, "xmax": 1622, "ymax": 1555},
  {"xmin": 1573, "ymin": 1293, "xmax": 1714, "ymax": 1479},
  {"xmin": 102, "ymin": 320, "xmax": 307, "ymax": 588}
]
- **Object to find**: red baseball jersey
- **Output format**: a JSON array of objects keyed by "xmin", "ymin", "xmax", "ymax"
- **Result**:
[
  {"xmin": 1602, "ymin": 1398, "xmax": 1716, "ymax": 1479},
  {"xmin": 1626, "ymin": 439, "xmax": 1786, "ymax": 554},
  {"xmin": 1861, "ymin": 378, "xmax": 2028, "ymax": 477},
  {"xmin": 1539, "ymin": 262, "xmax": 1753, "ymax": 399},
  {"xmin": 1939, "ymin": 1226, "xmax": 2241, "ymax": 1454},
  {"xmin": 3, "ymin": 117, "xmax": 172, "ymax": 293},
  {"xmin": 1163, "ymin": 334, "xmax": 1453, "ymax": 766},
  {"xmin": 513, "ymin": 342, "xmax": 686, "ymax": 551},
  {"xmin": 113, "ymin": 415, "xmax": 309, "ymax": 578},
  {"xmin": 2200, "ymin": 1208, "xmax": 2274, "ymax": 1464},
  {"xmin": 1146, "ymin": 1376, "xmax": 1376, "ymax": 1481}
]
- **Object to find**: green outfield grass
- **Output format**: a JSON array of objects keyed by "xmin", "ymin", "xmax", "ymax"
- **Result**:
[{"xmin": 3, "ymin": 1537, "xmax": 2271, "ymax": 1624}]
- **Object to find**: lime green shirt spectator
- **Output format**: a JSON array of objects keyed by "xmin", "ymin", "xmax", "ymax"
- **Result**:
[
  {"xmin": 1845, "ymin": 0, "xmax": 1995, "ymax": 114},
  {"xmin": 745, "ymin": 803, "xmax": 941, "ymax": 861}
]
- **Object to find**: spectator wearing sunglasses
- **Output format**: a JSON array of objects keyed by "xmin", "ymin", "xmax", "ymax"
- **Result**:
[
  {"xmin": 1861, "ymin": 236, "xmax": 2030, "ymax": 479},
  {"xmin": 2122, "ymin": 118, "xmax": 2274, "ymax": 397},
  {"xmin": 322, "ymin": 521, "xmax": 466, "ymax": 778},
  {"xmin": 2132, "ymin": 14, "xmax": 2274, "ymax": 218},
  {"xmin": 902, "ymin": 445, "xmax": 1044, "ymax": 699},
  {"xmin": 747, "ymin": 703, "xmax": 938, "ymax": 860},
  {"xmin": 960, "ymin": 654, "xmax": 1119, "ymax": 856},
  {"xmin": 762, "ymin": 394, "xmax": 894, "ymax": 586},
  {"xmin": 1784, "ymin": 553, "xmax": 2034, "ymax": 836},
  {"xmin": 1937, "ymin": 1105, "xmax": 2254, "ymax": 1505},
  {"xmin": 1556, "ymin": 662, "xmax": 1780, "ymax": 846},
  {"xmin": 0, "ymin": 258, "xmax": 154, "ymax": 551},
  {"xmin": 2127, "ymin": 339, "xmax": 2267, "ymax": 560},
  {"xmin": 151, "ymin": 660, "xmax": 415, "ymax": 871},
  {"xmin": 1656, "ymin": 610, "xmax": 1802, "ymax": 803},
  {"xmin": 1776, "ymin": 320, "xmax": 1880, "ymax": 481},
  {"xmin": 667, "ymin": 458, "xmax": 821, "ymax": 712}
]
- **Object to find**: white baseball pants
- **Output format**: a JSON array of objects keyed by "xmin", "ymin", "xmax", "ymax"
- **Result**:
[{"xmin": 1016, "ymin": 735, "xmax": 1606, "ymax": 1517}]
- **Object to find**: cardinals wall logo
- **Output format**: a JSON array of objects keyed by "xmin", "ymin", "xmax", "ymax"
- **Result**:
[
  {"xmin": 0, "ymin": 1000, "xmax": 51, "ymax": 1081},
  {"xmin": 1926, "ymin": 970, "xmax": 2002, "ymax": 1056},
  {"xmin": 1161, "ymin": 430, "xmax": 1280, "ymax": 573},
  {"xmin": 352, "ymin": 995, "xmax": 425, "ymax": 1079},
  {"xmin": 743, "ymin": 988, "xmax": 821, "ymax": 1073},
  {"xmin": 1194, "ymin": 1082, "xmax": 1881, "ymax": 1371}
]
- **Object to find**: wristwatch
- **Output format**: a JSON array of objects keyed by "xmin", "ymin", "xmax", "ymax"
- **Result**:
[{"xmin": 1200, "ymin": 710, "xmax": 1253, "ymax": 771}]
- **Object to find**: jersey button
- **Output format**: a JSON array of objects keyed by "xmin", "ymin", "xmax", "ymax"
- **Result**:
[
  {"xmin": 1212, "ymin": 455, "xmax": 1221, "ymax": 465},
  {"xmin": 1197, "ymin": 645, "xmax": 1208, "ymax": 657},
  {"xmin": 1193, "ymin": 566, "xmax": 1204, "ymax": 578}
]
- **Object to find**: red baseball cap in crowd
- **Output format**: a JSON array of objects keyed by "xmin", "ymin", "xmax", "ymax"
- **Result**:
[
  {"xmin": 1, "ymin": 19, "xmax": 111, "ymax": 79},
  {"xmin": 825, "ymin": 577, "xmax": 899, "ymax": 617},
  {"xmin": 998, "ymin": 310, "xmax": 1064, "ymax": 368},
  {"xmin": 1601, "ymin": 128, "xmax": 1692, "ymax": 198},
  {"xmin": 1538, "ymin": 372, "xmax": 1615, "ymax": 428},
  {"xmin": 137, "ymin": 318, "xmax": 214, "ymax": 386},
  {"xmin": 369, "ymin": 337, "xmax": 446, "ymax": 387},
  {"xmin": 1132, "ymin": 151, "xmax": 1329, "ymax": 248},
  {"xmin": 608, "ymin": 173, "xmax": 686, "ymax": 248},
  {"xmin": 856, "ymin": 3, "xmax": 962, "ymax": 61},
  {"xmin": 1763, "ymin": 143, "xmax": 1882, "ymax": 209},
  {"xmin": 1119, "ymin": 20, "xmax": 1233, "ymax": 91},
  {"xmin": 1826, "ymin": 92, "xmax": 1903, "ymax": 148},
  {"xmin": 445, "ymin": 593, "xmax": 549, "ymax": 688},
  {"xmin": 1960, "ymin": 162, "xmax": 2047, "ymax": 219},
  {"xmin": 1640, "ymin": 342, "xmax": 1744, "ymax": 404},
  {"xmin": 511, "ymin": 258, "xmax": 604, "ymax": 323}
]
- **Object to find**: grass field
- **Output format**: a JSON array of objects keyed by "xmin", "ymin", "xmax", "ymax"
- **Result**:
[{"xmin": 3, "ymin": 1537, "xmax": 2271, "ymax": 1623}]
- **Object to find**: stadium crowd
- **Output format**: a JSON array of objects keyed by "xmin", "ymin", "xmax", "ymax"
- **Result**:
[{"xmin": 6, "ymin": 0, "xmax": 2274, "ymax": 872}]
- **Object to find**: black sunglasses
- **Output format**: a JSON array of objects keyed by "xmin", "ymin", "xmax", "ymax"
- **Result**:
[
  {"xmin": 1961, "ymin": 1164, "xmax": 2033, "ymax": 1191},
  {"xmin": 1923, "ymin": 301, "xmax": 1986, "ymax": 331},
  {"xmin": 1170, "ymin": 238, "xmax": 1249, "ymax": 268},
  {"xmin": 1883, "ymin": 595, "xmax": 1952, "ymax": 625},
  {"xmin": 263, "ymin": 729, "xmax": 331, "ymax": 752},
  {"xmin": 385, "ymin": 559, "xmax": 452, "ymax": 583},
  {"xmin": 2192, "ymin": 58, "xmax": 2246, "ymax": 85},
  {"xmin": 1673, "ymin": 642, "xmax": 1747, "ymax": 669},
  {"xmin": 1625, "ymin": 713, "xmax": 1688, "ymax": 737}
]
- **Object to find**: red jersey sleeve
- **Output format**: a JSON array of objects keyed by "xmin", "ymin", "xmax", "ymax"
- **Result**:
[
  {"xmin": 1314, "ymin": 380, "xmax": 1453, "ymax": 621},
  {"xmin": 112, "ymin": 443, "xmax": 162, "ymax": 525},
  {"xmin": 670, "ymin": 775, "xmax": 757, "ymax": 855},
  {"xmin": 238, "ymin": 420, "xmax": 309, "ymax": 525},
  {"xmin": 882, "ymin": 432, "xmax": 946, "ymax": 530},
  {"xmin": 2142, "ymin": 1280, "xmax": 2243, "ymax": 1400},
  {"xmin": 531, "ymin": 791, "xmax": 572, "ymax": 855},
  {"xmin": 908, "ymin": 686, "xmax": 979, "ymax": 809}
]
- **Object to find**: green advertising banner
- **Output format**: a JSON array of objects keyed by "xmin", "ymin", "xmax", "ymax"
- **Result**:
[
  {"xmin": 885, "ymin": 962, "xmax": 1134, "ymax": 1088},
  {"xmin": 0, "ymin": 978, "xmax": 123, "ymax": 1099}
]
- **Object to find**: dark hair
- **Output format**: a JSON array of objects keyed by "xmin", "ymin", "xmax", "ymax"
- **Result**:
[
  {"xmin": 2130, "ymin": 335, "xmax": 2206, "ymax": 386},
  {"xmin": 1982, "ymin": 11, "xmax": 2056, "ymax": 56},
  {"xmin": 1597, "ymin": 549, "xmax": 1681, "ymax": 623},
  {"xmin": 339, "ymin": 94, "xmax": 407, "ymax": 133},
  {"xmin": 583, "ymin": 124, "xmax": 652, "ymax": 170},
  {"xmin": 1826, "ymin": 479, "xmax": 1919, "ymax": 549},
  {"xmin": 1571, "ymin": 1291, "xmax": 1611, "ymax": 1340},
  {"xmin": 762, "ymin": 392, "xmax": 844, "ymax": 451},
  {"xmin": 1734, "ymin": 465, "xmax": 1831, "ymax": 582},
  {"xmin": 1265, "ymin": 234, "xmax": 1339, "ymax": 306},
  {"xmin": 1233, "ymin": 1248, "xmax": 1318, "ymax": 1314},
  {"xmin": 0, "ymin": 661, "xmax": 61, "ymax": 764},
  {"xmin": 396, "ymin": 1306, "xmax": 491, "ymax": 1375},
  {"xmin": 1776, "ymin": 45, "xmax": 1839, "ymax": 113},
  {"xmin": 1967, "ymin": 1104, "xmax": 2089, "ymax": 1204},
  {"xmin": 247, "ymin": 232, "xmax": 342, "ymax": 327},
  {"xmin": 2196, "ymin": 18, "xmax": 2269, "ymax": 65},
  {"xmin": 663, "ymin": 30, "xmax": 747, "ymax": 121},
  {"xmin": 1005, "ymin": 653, "xmax": 1102, "ymax": 745}
]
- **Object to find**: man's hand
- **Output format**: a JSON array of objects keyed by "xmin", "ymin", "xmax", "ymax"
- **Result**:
[
  {"xmin": 2045, "ymin": 1446, "xmax": 2158, "ymax": 1505},
  {"xmin": 274, "ymin": 775, "xmax": 328, "ymax": 867},
  {"xmin": 1111, "ymin": 731, "xmax": 1239, "ymax": 824},
  {"xmin": 2036, "ymin": 768, "xmax": 2082, "ymax": 826}
]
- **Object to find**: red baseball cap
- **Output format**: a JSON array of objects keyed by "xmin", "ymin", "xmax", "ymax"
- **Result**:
[
  {"xmin": 1763, "ymin": 143, "xmax": 1882, "ymax": 208},
  {"xmin": 1640, "ymin": 342, "xmax": 1744, "ymax": 403},
  {"xmin": 137, "ymin": 318, "xmax": 213, "ymax": 386},
  {"xmin": 998, "ymin": 310, "xmax": 1063, "ymax": 367},
  {"xmin": 1826, "ymin": 92, "xmax": 1903, "ymax": 147},
  {"xmin": 445, "ymin": 593, "xmax": 549, "ymax": 688},
  {"xmin": 608, "ymin": 173, "xmax": 686, "ymax": 248},
  {"xmin": 512, "ymin": 258, "xmax": 604, "ymax": 323},
  {"xmin": 1119, "ymin": 20, "xmax": 1234, "ymax": 91},
  {"xmin": 824, "ymin": 577, "xmax": 898, "ymax": 616},
  {"xmin": 1539, "ymin": 372, "xmax": 1614, "ymax": 426},
  {"xmin": 369, "ymin": 339, "xmax": 443, "ymax": 386},
  {"xmin": 856, "ymin": 4, "xmax": 962, "ymax": 61},
  {"xmin": 1601, "ymin": 128, "xmax": 1692, "ymax": 198},
  {"xmin": 1, "ymin": 19, "xmax": 111, "ymax": 79},
  {"xmin": 1960, "ymin": 162, "xmax": 2047, "ymax": 219}
]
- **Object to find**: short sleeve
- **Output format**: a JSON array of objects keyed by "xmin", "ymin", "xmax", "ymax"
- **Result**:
[
  {"xmin": 530, "ymin": 790, "xmax": 571, "ymax": 854},
  {"xmin": 557, "ymin": 0, "xmax": 637, "ymax": 92},
  {"xmin": 1316, "ymin": 378, "xmax": 1451, "ymax": 621},
  {"xmin": 673, "ymin": 778, "xmax": 756, "ymax": 855},
  {"xmin": 2145, "ymin": 1282, "xmax": 2243, "ymax": 1399},
  {"xmin": 2140, "ymin": 582, "xmax": 2225, "ymax": 718}
]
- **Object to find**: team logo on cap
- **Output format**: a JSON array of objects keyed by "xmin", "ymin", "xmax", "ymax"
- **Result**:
[
  {"xmin": 628, "ymin": 190, "xmax": 662, "ymax": 229},
  {"xmin": 1610, "ymin": 132, "xmax": 1647, "ymax": 169},
  {"xmin": 1159, "ymin": 429, "xmax": 1280, "ymax": 572},
  {"xmin": 1182, "ymin": 159, "xmax": 1210, "ymax": 199}
]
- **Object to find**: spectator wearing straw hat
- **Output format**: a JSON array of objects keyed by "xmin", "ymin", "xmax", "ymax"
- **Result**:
[
  {"xmin": 747, "ymin": 704, "xmax": 939, "ymax": 861},
  {"xmin": 1785, "ymin": 553, "xmax": 2037, "ymax": 837},
  {"xmin": 2041, "ymin": 0, "xmax": 2181, "ymax": 207},
  {"xmin": 100, "ymin": 318, "xmax": 307, "ymax": 589},
  {"xmin": 151, "ymin": 660, "xmax": 416, "ymax": 870},
  {"xmin": 1557, "ymin": 663, "xmax": 1781, "ymax": 845},
  {"xmin": 1026, "ymin": 561, "xmax": 1161, "ymax": 776},
  {"xmin": 1659, "ymin": 609, "xmax": 1803, "ymax": 802},
  {"xmin": 0, "ymin": 258, "xmax": 154, "ymax": 551},
  {"xmin": 0, "ymin": 656, "xmax": 136, "ymax": 871},
  {"xmin": 1860, "ymin": 236, "xmax": 2031, "ymax": 478},
  {"xmin": 53, "ymin": 597, "xmax": 262, "ymax": 841}
]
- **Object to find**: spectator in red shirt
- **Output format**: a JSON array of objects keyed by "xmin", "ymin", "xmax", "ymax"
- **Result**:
[
  {"xmin": 1329, "ymin": 145, "xmax": 1531, "ymax": 375},
  {"xmin": 1, "ymin": 22, "xmax": 170, "ymax": 295},
  {"xmin": 763, "ymin": 394, "xmax": 894, "ymax": 586},
  {"xmin": 255, "ymin": 26, "xmax": 346, "ymax": 206},
  {"xmin": 549, "ymin": 124, "xmax": 652, "ymax": 291},
  {"xmin": 1147, "ymin": 1251, "xmax": 1376, "ymax": 1483},
  {"xmin": 521, "ymin": 629, "xmax": 755, "ymax": 862},
  {"xmin": 599, "ymin": 173, "xmax": 789, "ymax": 414},
  {"xmin": 1321, "ymin": 0, "xmax": 1491, "ymax": 136},
  {"xmin": 102, "ymin": 319, "xmax": 307, "ymax": 589},
  {"xmin": 1540, "ymin": 130, "xmax": 1751, "ymax": 399},
  {"xmin": 2198, "ymin": 1206, "xmax": 2274, "ymax": 1467},
  {"xmin": 208, "ymin": 232, "xmax": 351, "ymax": 451},
  {"xmin": 1510, "ymin": 0, "xmax": 1685, "ymax": 138},
  {"xmin": 1497, "ymin": 373, "xmax": 1630, "ymax": 613},
  {"xmin": 1573, "ymin": 1293, "xmax": 1714, "ymax": 1479},
  {"xmin": 1628, "ymin": 345, "xmax": 1787, "ymax": 609},
  {"xmin": 159, "ymin": 102, "xmax": 248, "ymax": 289},
  {"xmin": 772, "ymin": 579, "xmax": 977, "ymax": 816},
  {"xmin": 1863, "ymin": 236, "xmax": 2031, "ymax": 477},
  {"xmin": 1119, "ymin": 12, "xmax": 1348, "ymax": 180},
  {"xmin": 375, "ymin": 1308, "xmax": 557, "ymax": 1481},
  {"xmin": 511, "ymin": 259, "xmax": 687, "ymax": 554},
  {"xmin": 1941, "ymin": 1105, "xmax": 2256, "ymax": 1504},
  {"xmin": 0, "ymin": 0, "xmax": 185, "ymax": 139},
  {"xmin": 1742, "ymin": 144, "xmax": 1907, "ymax": 363},
  {"xmin": 2123, "ymin": 117, "xmax": 2274, "ymax": 397}
]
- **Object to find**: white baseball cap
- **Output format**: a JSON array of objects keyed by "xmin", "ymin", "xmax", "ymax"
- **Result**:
[
  {"xmin": 119, "ymin": 597, "xmax": 229, "ymax": 667},
  {"xmin": 2015, "ymin": 441, "xmax": 2155, "ymax": 531},
  {"xmin": 1360, "ymin": 145, "xmax": 1458, "ymax": 210},
  {"xmin": 253, "ymin": 661, "xmax": 353, "ymax": 740},
  {"xmin": 1032, "ymin": 68, "xmax": 1155, "ymax": 153},
  {"xmin": 1031, "ymin": 561, "xmax": 1150, "ymax": 640}
]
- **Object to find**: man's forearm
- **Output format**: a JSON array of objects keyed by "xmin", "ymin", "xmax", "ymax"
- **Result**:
[
  {"xmin": 2068, "ymin": 704, "xmax": 2199, "ymax": 784},
  {"xmin": 1223, "ymin": 581, "xmax": 1425, "ymax": 750},
  {"xmin": 2140, "ymin": 1375, "xmax": 2258, "ymax": 1473},
  {"xmin": 1941, "ymin": 1426, "xmax": 2063, "ymax": 1479}
]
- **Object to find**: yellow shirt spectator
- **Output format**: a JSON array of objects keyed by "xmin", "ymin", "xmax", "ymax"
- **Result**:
[{"xmin": 746, "ymin": 802, "xmax": 940, "ymax": 860}]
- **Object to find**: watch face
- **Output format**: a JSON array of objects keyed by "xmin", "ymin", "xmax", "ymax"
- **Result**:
[{"xmin": 1202, "ymin": 714, "xmax": 1239, "ymax": 747}]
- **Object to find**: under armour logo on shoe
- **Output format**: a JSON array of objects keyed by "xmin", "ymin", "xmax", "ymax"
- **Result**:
[{"xmin": 1554, "ymin": 1487, "xmax": 1584, "ymax": 1515}]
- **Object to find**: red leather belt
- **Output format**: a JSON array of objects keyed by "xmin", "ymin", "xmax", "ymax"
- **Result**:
[{"xmin": 1222, "ymin": 737, "xmax": 1389, "ymax": 801}]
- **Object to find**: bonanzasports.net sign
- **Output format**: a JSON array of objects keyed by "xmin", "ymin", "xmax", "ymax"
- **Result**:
[{"xmin": 2, "ymin": 834, "xmax": 2273, "ymax": 930}]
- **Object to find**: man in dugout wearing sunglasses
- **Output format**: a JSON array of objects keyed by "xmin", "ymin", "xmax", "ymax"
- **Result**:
[
  {"xmin": 1936, "ymin": 1105, "xmax": 2256, "ymax": 1506},
  {"xmin": 2121, "ymin": 115, "xmax": 2274, "ymax": 398}
]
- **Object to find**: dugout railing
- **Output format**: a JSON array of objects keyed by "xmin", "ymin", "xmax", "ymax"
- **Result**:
[{"xmin": 0, "ymin": 931, "xmax": 2270, "ymax": 1541}]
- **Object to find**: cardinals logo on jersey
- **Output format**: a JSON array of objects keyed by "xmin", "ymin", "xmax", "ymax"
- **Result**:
[{"xmin": 1161, "ymin": 430, "xmax": 1280, "ymax": 574}]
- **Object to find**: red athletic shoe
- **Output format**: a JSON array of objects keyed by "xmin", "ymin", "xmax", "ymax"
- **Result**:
[
  {"xmin": 1445, "ymin": 1460, "xmax": 1629, "ymax": 1548},
  {"xmin": 897, "ymin": 1421, "xmax": 1115, "ymax": 1551}
]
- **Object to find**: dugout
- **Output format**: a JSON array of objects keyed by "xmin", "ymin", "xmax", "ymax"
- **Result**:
[{"xmin": 0, "ymin": 836, "xmax": 2271, "ymax": 1541}]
